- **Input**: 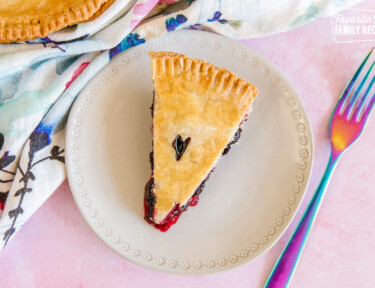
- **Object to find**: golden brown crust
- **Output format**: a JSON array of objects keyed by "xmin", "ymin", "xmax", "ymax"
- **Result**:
[
  {"xmin": 85, "ymin": 0, "xmax": 116, "ymax": 22},
  {"xmin": 149, "ymin": 51, "xmax": 257, "ymax": 101},
  {"xmin": 0, "ymin": 0, "xmax": 114, "ymax": 43},
  {"xmin": 149, "ymin": 52, "xmax": 258, "ymax": 223}
]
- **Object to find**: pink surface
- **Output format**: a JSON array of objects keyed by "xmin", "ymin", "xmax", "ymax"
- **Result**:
[{"xmin": 1, "ymin": 2, "xmax": 375, "ymax": 287}]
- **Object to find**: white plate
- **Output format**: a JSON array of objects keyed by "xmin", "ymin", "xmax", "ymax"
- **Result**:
[{"xmin": 66, "ymin": 30, "xmax": 314, "ymax": 275}]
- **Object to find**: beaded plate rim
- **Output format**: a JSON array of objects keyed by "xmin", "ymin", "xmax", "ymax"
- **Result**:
[{"xmin": 66, "ymin": 30, "xmax": 314, "ymax": 275}]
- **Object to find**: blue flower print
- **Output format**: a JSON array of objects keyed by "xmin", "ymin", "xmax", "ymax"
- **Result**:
[
  {"xmin": 109, "ymin": 33, "xmax": 146, "ymax": 59},
  {"xmin": 166, "ymin": 14, "xmax": 188, "ymax": 32}
]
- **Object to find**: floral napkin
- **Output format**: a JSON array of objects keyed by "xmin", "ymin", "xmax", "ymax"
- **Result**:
[{"xmin": 0, "ymin": 0, "xmax": 361, "ymax": 250}]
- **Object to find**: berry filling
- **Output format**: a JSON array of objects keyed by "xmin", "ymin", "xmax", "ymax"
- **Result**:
[
  {"xmin": 222, "ymin": 128, "xmax": 242, "ymax": 155},
  {"xmin": 144, "ymin": 168, "xmax": 214, "ymax": 232}
]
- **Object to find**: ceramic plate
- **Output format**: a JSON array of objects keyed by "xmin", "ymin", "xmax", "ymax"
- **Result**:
[{"xmin": 66, "ymin": 30, "xmax": 314, "ymax": 275}]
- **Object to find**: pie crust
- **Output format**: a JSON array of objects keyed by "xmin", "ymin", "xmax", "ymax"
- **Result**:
[
  {"xmin": 0, "ymin": 0, "xmax": 113, "ymax": 43},
  {"xmin": 148, "ymin": 51, "xmax": 258, "ymax": 225},
  {"xmin": 86, "ymin": 0, "xmax": 116, "ymax": 22}
]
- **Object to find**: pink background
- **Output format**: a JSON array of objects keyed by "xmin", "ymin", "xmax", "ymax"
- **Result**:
[{"xmin": 1, "ymin": 1, "xmax": 375, "ymax": 287}]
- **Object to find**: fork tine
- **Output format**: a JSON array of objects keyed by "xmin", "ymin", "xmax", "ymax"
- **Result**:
[
  {"xmin": 336, "ymin": 48, "xmax": 373, "ymax": 112},
  {"xmin": 361, "ymin": 92, "xmax": 375, "ymax": 123},
  {"xmin": 345, "ymin": 60, "xmax": 375, "ymax": 118},
  {"xmin": 353, "ymin": 74, "xmax": 375, "ymax": 121}
]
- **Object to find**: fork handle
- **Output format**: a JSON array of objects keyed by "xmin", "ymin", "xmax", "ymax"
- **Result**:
[{"xmin": 264, "ymin": 150, "xmax": 340, "ymax": 288}]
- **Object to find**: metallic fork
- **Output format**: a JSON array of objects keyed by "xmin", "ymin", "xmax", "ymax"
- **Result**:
[{"xmin": 264, "ymin": 48, "xmax": 375, "ymax": 288}]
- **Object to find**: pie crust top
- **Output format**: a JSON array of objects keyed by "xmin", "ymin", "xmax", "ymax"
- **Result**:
[
  {"xmin": 149, "ymin": 51, "xmax": 258, "ymax": 223},
  {"xmin": 0, "ymin": 0, "xmax": 112, "ymax": 43}
]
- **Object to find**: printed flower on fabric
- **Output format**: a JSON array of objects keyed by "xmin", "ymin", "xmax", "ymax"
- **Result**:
[
  {"xmin": 3, "ymin": 127, "xmax": 65, "ymax": 245},
  {"xmin": 0, "ymin": 72, "xmax": 22, "ymax": 105},
  {"xmin": 109, "ymin": 33, "xmax": 146, "ymax": 59},
  {"xmin": 56, "ymin": 55, "xmax": 80, "ymax": 75},
  {"xmin": 0, "ymin": 133, "xmax": 16, "ymax": 210},
  {"xmin": 189, "ymin": 23, "xmax": 202, "ymax": 30},
  {"xmin": 166, "ymin": 14, "xmax": 188, "ymax": 32},
  {"xmin": 65, "ymin": 62, "xmax": 90, "ymax": 89},
  {"xmin": 29, "ymin": 130, "xmax": 51, "ymax": 159},
  {"xmin": 208, "ymin": 11, "xmax": 228, "ymax": 24},
  {"xmin": 38, "ymin": 34, "xmax": 89, "ymax": 52},
  {"xmin": 207, "ymin": 11, "xmax": 242, "ymax": 30}
]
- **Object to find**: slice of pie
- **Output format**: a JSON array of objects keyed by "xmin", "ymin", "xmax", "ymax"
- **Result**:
[{"xmin": 144, "ymin": 51, "xmax": 258, "ymax": 231}]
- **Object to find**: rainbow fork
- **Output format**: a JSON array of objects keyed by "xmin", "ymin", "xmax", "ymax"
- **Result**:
[{"xmin": 264, "ymin": 48, "xmax": 375, "ymax": 288}]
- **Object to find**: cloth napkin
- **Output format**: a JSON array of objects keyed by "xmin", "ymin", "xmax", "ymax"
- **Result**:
[{"xmin": 0, "ymin": 0, "xmax": 361, "ymax": 250}]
